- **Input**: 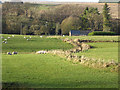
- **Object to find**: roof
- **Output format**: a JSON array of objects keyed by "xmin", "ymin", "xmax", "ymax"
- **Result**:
[{"xmin": 70, "ymin": 30, "xmax": 80, "ymax": 36}]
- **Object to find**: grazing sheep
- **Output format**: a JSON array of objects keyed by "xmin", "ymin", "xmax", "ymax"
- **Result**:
[
  {"xmin": 1, "ymin": 37, "xmax": 4, "ymax": 39},
  {"xmin": 8, "ymin": 37, "xmax": 11, "ymax": 39},
  {"xmin": 24, "ymin": 37, "xmax": 26, "ymax": 39},
  {"xmin": 2, "ymin": 41, "xmax": 5, "ymax": 43},
  {"xmin": 36, "ymin": 51, "xmax": 46, "ymax": 54},
  {"xmin": 5, "ymin": 42, "xmax": 7, "ymax": 44},
  {"xmin": 12, "ymin": 35, "xmax": 14, "ymax": 37},
  {"xmin": 4, "ymin": 39, "xmax": 7, "ymax": 41},
  {"xmin": 63, "ymin": 35, "xmax": 65, "ymax": 37},
  {"xmin": 7, "ymin": 52, "xmax": 12, "ymax": 55},
  {"xmin": 30, "ymin": 37, "xmax": 31, "ymax": 39},
  {"xmin": 40, "ymin": 36, "xmax": 43, "ymax": 38},
  {"xmin": 12, "ymin": 51, "xmax": 17, "ymax": 55},
  {"xmin": 27, "ymin": 39, "xmax": 29, "ymax": 41}
]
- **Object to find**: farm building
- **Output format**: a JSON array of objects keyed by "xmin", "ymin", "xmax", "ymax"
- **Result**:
[{"xmin": 69, "ymin": 30, "xmax": 92, "ymax": 36}]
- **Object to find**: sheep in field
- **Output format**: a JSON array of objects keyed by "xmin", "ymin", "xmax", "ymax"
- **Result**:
[
  {"xmin": 36, "ymin": 51, "xmax": 46, "ymax": 54},
  {"xmin": 12, "ymin": 51, "xmax": 17, "ymax": 55},
  {"xmin": 4, "ymin": 39, "xmax": 7, "ymax": 41},
  {"xmin": 7, "ymin": 52, "xmax": 12, "ymax": 55},
  {"xmin": 8, "ymin": 37, "xmax": 11, "ymax": 39},
  {"xmin": 12, "ymin": 35, "xmax": 14, "ymax": 37}
]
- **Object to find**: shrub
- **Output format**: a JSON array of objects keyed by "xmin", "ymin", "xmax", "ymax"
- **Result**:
[{"xmin": 88, "ymin": 31, "xmax": 116, "ymax": 36}]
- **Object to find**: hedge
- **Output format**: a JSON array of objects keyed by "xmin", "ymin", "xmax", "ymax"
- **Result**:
[{"xmin": 88, "ymin": 31, "xmax": 117, "ymax": 36}]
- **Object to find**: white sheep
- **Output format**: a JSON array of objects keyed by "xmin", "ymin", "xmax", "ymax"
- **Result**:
[
  {"xmin": 24, "ymin": 37, "xmax": 26, "ymax": 39},
  {"xmin": 12, "ymin": 51, "xmax": 17, "ymax": 55},
  {"xmin": 63, "ymin": 35, "xmax": 65, "ymax": 37},
  {"xmin": 29, "ymin": 37, "xmax": 31, "ymax": 39},
  {"xmin": 5, "ymin": 42, "xmax": 7, "ymax": 44},
  {"xmin": 8, "ymin": 37, "xmax": 11, "ymax": 39},
  {"xmin": 7, "ymin": 52, "xmax": 12, "ymax": 55},
  {"xmin": 4, "ymin": 39, "xmax": 7, "ymax": 41},
  {"xmin": 40, "ymin": 36, "xmax": 43, "ymax": 38},
  {"xmin": 27, "ymin": 39, "xmax": 29, "ymax": 41},
  {"xmin": 12, "ymin": 35, "xmax": 14, "ymax": 37},
  {"xmin": 1, "ymin": 37, "xmax": 4, "ymax": 39},
  {"xmin": 36, "ymin": 51, "xmax": 46, "ymax": 54}
]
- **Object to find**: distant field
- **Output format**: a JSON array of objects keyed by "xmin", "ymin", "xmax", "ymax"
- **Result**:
[
  {"xmin": 48, "ymin": 36, "xmax": 119, "ymax": 41},
  {"xmin": 2, "ymin": 34, "xmax": 73, "ymax": 53},
  {"xmin": 75, "ymin": 42, "xmax": 118, "ymax": 62}
]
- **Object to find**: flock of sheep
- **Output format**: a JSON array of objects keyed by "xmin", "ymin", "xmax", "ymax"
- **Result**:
[{"xmin": 1, "ymin": 35, "xmax": 45, "ymax": 55}]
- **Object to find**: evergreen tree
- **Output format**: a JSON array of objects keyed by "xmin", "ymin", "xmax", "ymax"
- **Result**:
[{"xmin": 102, "ymin": 3, "xmax": 111, "ymax": 32}]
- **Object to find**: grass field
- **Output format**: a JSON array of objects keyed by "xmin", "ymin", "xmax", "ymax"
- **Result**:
[
  {"xmin": 2, "ymin": 35, "xmax": 73, "ymax": 53},
  {"xmin": 75, "ymin": 42, "xmax": 118, "ymax": 62},
  {"xmin": 1, "ymin": 34, "xmax": 119, "ymax": 88},
  {"xmin": 2, "ymin": 54, "xmax": 118, "ymax": 88},
  {"xmin": 48, "ymin": 36, "xmax": 119, "ymax": 41}
]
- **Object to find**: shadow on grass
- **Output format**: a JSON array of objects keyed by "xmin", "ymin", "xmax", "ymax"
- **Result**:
[{"xmin": 2, "ymin": 81, "xmax": 118, "ymax": 89}]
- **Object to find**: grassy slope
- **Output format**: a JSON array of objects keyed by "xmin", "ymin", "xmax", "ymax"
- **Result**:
[
  {"xmin": 76, "ymin": 42, "xmax": 118, "ymax": 62},
  {"xmin": 2, "ymin": 54, "xmax": 118, "ymax": 88},
  {"xmin": 2, "ymin": 35, "xmax": 73, "ymax": 53},
  {"xmin": 2, "ymin": 34, "xmax": 118, "ymax": 88}
]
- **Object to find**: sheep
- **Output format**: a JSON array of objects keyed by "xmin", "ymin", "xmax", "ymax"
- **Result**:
[
  {"xmin": 2, "ymin": 41, "xmax": 5, "ymax": 43},
  {"xmin": 40, "ymin": 36, "xmax": 43, "ymax": 38},
  {"xmin": 5, "ymin": 42, "xmax": 7, "ymax": 44},
  {"xmin": 29, "ymin": 37, "xmax": 31, "ymax": 39},
  {"xmin": 27, "ymin": 39, "xmax": 29, "ymax": 41},
  {"xmin": 12, "ymin": 51, "xmax": 17, "ymax": 55},
  {"xmin": 63, "ymin": 35, "xmax": 65, "ymax": 37},
  {"xmin": 7, "ymin": 52, "xmax": 12, "ymax": 55},
  {"xmin": 24, "ymin": 37, "xmax": 26, "ymax": 39},
  {"xmin": 8, "ymin": 37, "xmax": 11, "ymax": 39},
  {"xmin": 12, "ymin": 35, "xmax": 14, "ymax": 37},
  {"xmin": 1, "ymin": 37, "xmax": 4, "ymax": 39},
  {"xmin": 4, "ymin": 39, "xmax": 7, "ymax": 41},
  {"xmin": 36, "ymin": 51, "xmax": 46, "ymax": 54}
]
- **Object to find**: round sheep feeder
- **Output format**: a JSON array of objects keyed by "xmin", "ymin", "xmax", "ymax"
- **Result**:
[
  {"xmin": 7, "ymin": 52, "xmax": 12, "ymax": 55},
  {"xmin": 12, "ymin": 52, "xmax": 17, "ymax": 55}
]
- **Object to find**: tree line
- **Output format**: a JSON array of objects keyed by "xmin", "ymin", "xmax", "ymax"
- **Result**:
[{"xmin": 2, "ymin": 3, "xmax": 119, "ymax": 35}]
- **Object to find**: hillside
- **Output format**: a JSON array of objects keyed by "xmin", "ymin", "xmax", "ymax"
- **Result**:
[{"xmin": 31, "ymin": 2, "xmax": 119, "ymax": 19}]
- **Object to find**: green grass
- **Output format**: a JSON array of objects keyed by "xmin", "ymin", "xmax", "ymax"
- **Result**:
[
  {"xmin": 2, "ymin": 34, "xmax": 73, "ymax": 53},
  {"xmin": 1, "ymin": 34, "xmax": 119, "ymax": 88},
  {"xmin": 75, "ymin": 42, "xmax": 118, "ymax": 62},
  {"xmin": 2, "ymin": 54, "xmax": 118, "ymax": 88},
  {"xmin": 48, "ymin": 36, "xmax": 119, "ymax": 41}
]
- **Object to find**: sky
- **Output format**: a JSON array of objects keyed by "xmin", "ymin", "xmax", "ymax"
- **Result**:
[{"xmin": 1, "ymin": 0, "xmax": 119, "ymax": 2}]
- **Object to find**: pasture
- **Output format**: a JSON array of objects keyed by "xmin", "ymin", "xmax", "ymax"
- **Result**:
[{"xmin": 1, "ymin": 34, "xmax": 118, "ymax": 88}]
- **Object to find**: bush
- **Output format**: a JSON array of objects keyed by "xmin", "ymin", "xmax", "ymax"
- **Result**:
[{"xmin": 88, "ymin": 31, "xmax": 116, "ymax": 36}]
